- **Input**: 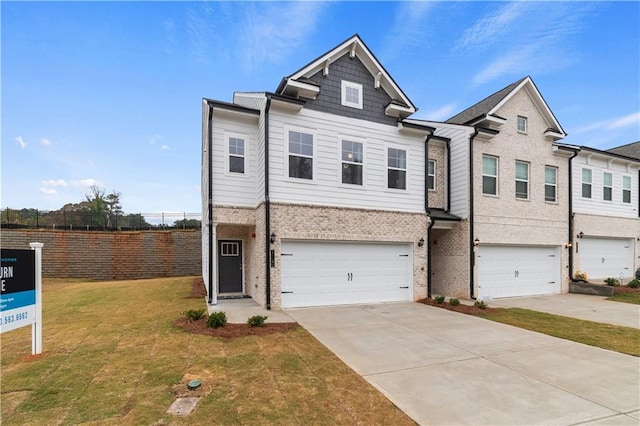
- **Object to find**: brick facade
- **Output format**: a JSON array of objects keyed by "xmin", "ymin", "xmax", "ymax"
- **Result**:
[{"xmin": 1, "ymin": 229, "xmax": 201, "ymax": 280}]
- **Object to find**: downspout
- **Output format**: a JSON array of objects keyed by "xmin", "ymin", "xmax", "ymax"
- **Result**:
[
  {"xmin": 264, "ymin": 97, "xmax": 272, "ymax": 310},
  {"xmin": 468, "ymin": 128, "xmax": 479, "ymax": 299},
  {"xmin": 425, "ymin": 132, "xmax": 434, "ymax": 298},
  {"xmin": 445, "ymin": 138, "xmax": 452, "ymax": 213},
  {"xmin": 207, "ymin": 103, "xmax": 214, "ymax": 304},
  {"xmin": 567, "ymin": 149, "xmax": 579, "ymax": 281}
]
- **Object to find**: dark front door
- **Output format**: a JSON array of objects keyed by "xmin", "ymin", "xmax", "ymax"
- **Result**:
[{"xmin": 218, "ymin": 240, "xmax": 243, "ymax": 293}]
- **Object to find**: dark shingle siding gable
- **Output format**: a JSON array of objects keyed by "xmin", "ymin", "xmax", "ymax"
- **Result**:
[
  {"xmin": 305, "ymin": 54, "xmax": 398, "ymax": 126},
  {"xmin": 607, "ymin": 141, "xmax": 640, "ymax": 160}
]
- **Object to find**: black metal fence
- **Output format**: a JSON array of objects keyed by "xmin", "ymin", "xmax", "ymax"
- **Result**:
[{"xmin": 0, "ymin": 209, "xmax": 201, "ymax": 231}]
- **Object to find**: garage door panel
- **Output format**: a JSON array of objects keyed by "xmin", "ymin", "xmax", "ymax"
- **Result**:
[
  {"xmin": 477, "ymin": 246, "xmax": 561, "ymax": 299},
  {"xmin": 579, "ymin": 238, "xmax": 633, "ymax": 279},
  {"xmin": 281, "ymin": 241, "xmax": 412, "ymax": 308}
]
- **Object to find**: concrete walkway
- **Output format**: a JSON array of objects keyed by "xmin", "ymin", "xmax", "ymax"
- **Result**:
[
  {"xmin": 488, "ymin": 293, "xmax": 640, "ymax": 328},
  {"xmin": 286, "ymin": 302, "xmax": 640, "ymax": 426}
]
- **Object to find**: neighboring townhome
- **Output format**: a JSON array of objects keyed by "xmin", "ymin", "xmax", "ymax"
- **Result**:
[
  {"xmin": 442, "ymin": 76, "xmax": 574, "ymax": 300},
  {"xmin": 202, "ymin": 35, "xmax": 439, "ymax": 309},
  {"xmin": 571, "ymin": 142, "xmax": 640, "ymax": 282}
]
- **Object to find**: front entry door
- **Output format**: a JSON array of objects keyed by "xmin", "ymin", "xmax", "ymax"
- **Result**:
[{"xmin": 218, "ymin": 240, "xmax": 243, "ymax": 293}]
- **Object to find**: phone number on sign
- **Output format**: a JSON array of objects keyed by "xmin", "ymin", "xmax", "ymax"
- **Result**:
[{"xmin": 3, "ymin": 311, "xmax": 29, "ymax": 325}]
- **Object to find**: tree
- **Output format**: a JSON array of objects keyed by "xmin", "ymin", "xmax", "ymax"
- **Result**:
[
  {"xmin": 85, "ymin": 185, "xmax": 122, "ymax": 229},
  {"xmin": 173, "ymin": 218, "xmax": 201, "ymax": 229}
]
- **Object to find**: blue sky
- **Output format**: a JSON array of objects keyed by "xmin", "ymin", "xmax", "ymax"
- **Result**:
[{"xmin": 2, "ymin": 1, "xmax": 639, "ymax": 215}]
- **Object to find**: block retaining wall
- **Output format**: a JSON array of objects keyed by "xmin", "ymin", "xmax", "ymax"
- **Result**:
[{"xmin": 1, "ymin": 229, "xmax": 201, "ymax": 280}]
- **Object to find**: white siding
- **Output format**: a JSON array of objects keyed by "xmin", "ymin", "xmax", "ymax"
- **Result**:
[
  {"xmin": 210, "ymin": 109, "xmax": 259, "ymax": 207},
  {"xmin": 267, "ymin": 107, "xmax": 427, "ymax": 213},
  {"xmin": 234, "ymin": 93, "xmax": 267, "ymax": 205},
  {"xmin": 573, "ymin": 153, "xmax": 639, "ymax": 219}
]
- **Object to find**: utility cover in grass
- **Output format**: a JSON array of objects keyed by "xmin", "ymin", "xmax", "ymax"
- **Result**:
[{"xmin": 167, "ymin": 397, "xmax": 199, "ymax": 416}]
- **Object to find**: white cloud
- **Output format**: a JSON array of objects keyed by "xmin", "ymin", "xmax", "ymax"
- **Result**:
[
  {"xmin": 379, "ymin": 2, "xmax": 434, "ymax": 62},
  {"xmin": 457, "ymin": 2, "xmax": 531, "ymax": 51},
  {"xmin": 148, "ymin": 134, "xmax": 162, "ymax": 145},
  {"xmin": 41, "ymin": 138, "xmax": 51, "ymax": 146},
  {"xmin": 161, "ymin": 144, "xmax": 170, "ymax": 151},
  {"xmin": 575, "ymin": 111, "xmax": 640, "ymax": 134},
  {"xmin": 16, "ymin": 136, "xmax": 26, "ymax": 149},
  {"xmin": 417, "ymin": 104, "xmax": 458, "ymax": 122},
  {"xmin": 42, "ymin": 179, "xmax": 68, "ymax": 187},
  {"xmin": 40, "ymin": 187, "xmax": 57, "ymax": 195},
  {"xmin": 77, "ymin": 179, "xmax": 98, "ymax": 187}
]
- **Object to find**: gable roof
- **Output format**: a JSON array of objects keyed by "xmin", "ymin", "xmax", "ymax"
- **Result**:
[
  {"xmin": 275, "ymin": 34, "xmax": 416, "ymax": 116},
  {"xmin": 607, "ymin": 141, "xmax": 640, "ymax": 160},
  {"xmin": 446, "ymin": 76, "xmax": 566, "ymax": 140}
]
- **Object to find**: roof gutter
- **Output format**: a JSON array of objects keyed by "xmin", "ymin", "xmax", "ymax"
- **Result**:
[
  {"xmin": 468, "ymin": 127, "xmax": 479, "ymax": 300},
  {"xmin": 265, "ymin": 96, "xmax": 272, "ymax": 310}
]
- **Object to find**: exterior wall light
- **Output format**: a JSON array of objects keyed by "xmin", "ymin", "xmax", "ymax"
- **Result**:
[
  {"xmin": 473, "ymin": 238, "xmax": 480, "ymax": 246},
  {"xmin": 270, "ymin": 232, "xmax": 276, "ymax": 244},
  {"xmin": 577, "ymin": 231, "xmax": 584, "ymax": 239},
  {"xmin": 565, "ymin": 243, "xmax": 572, "ymax": 248},
  {"xmin": 418, "ymin": 238, "xmax": 425, "ymax": 247}
]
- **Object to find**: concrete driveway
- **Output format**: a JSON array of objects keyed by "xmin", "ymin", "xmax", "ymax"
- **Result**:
[
  {"xmin": 286, "ymin": 302, "xmax": 640, "ymax": 425},
  {"xmin": 488, "ymin": 293, "xmax": 640, "ymax": 329}
]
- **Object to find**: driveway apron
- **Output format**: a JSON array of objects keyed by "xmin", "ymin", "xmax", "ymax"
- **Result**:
[{"xmin": 286, "ymin": 302, "xmax": 640, "ymax": 426}]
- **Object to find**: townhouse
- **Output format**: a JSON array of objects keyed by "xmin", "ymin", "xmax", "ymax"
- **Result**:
[{"xmin": 202, "ymin": 35, "xmax": 639, "ymax": 308}]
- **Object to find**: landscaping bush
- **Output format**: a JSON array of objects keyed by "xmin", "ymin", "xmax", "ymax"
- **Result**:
[
  {"xmin": 605, "ymin": 277, "xmax": 620, "ymax": 287},
  {"xmin": 183, "ymin": 308, "xmax": 207, "ymax": 322},
  {"xmin": 574, "ymin": 271, "xmax": 588, "ymax": 281},
  {"xmin": 627, "ymin": 279, "xmax": 640, "ymax": 289},
  {"xmin": 206, "ymin": 311, "xmax": 227, "ymax": 328},
  {"xmin": 247, "ymin": 315, "xmax": 268, "ymax": 327},
  {"xmin": 434, "ymin": 296, "xmax": 445, "ymax": 304},
  {"xmin": 474, "ymin": 300, "xmax": 488, "ymax": 310},
  {"xmin": 449, "ymin": 298, "xmax": 460, "ymax": 306}
]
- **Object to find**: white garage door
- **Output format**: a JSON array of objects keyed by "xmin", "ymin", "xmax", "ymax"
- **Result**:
[
  {"xmin": 578, "ymin": 238, "xmax": 634, "ymax": 279},
  {"xmin": 280, "ymin": 241, "xmax": 413, "ymax": 308},
  {"xmin": 477, "ymin": 246, "xmax": 561, "ymax": 299}
]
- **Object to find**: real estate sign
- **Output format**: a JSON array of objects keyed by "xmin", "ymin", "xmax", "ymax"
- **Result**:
[{"xmin": 1, "ymin": 249, "xmax": 37, "ymax": 333}]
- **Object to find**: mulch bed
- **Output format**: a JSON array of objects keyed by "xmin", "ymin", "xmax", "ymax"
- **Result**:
[
  {"xmin": 614, "ymin": 286, "xmax": 640, "ymax": 295},
  {"xmin": 417, "ymin": 297, "xmax": 498, "ymax": 315},
  {"xmin": 188, "ymin": 277, "xmax": 208, "ymax": 299},
  {"xmin": 174, "ymin": 317, "xmax": 299, "ymax": 338}
]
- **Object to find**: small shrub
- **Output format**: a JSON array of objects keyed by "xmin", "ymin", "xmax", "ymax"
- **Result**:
[
  {"xmin": 449, "ymin": 298, "xmax": 460, "ymax": 306},
  {"xmin": 574, "ymin": 271, "xmax": 588, "ymax": 281},
  {"xmin": 247, "ymin": 315, "xmax": 268, "ymax": 327},
  {"xmin": 184, "ymin": 308, "xmax": 207, "ymax": 322},
  {"xmin": 627, "ymin": 279, "xmax": 640, "ymax": 289},
  {"xmin": 434, "ymin": 296, "xmax": 445, "ymax": 304},
  {"xmin": 206, "ymin": 311, "xmax": 227, "ymax": 328},
  {"xmin": 474, "ymin": 300, "xmax": 488, "ymax": 310},
  {"xmin": 604, "ymin": 277, "xmax": 620, "ymax": 287}
]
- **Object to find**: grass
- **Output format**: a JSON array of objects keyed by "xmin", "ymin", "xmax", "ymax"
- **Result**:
[
  {"xmin": 1, "ymin": 277, "xmax": 414, "ymax": 425},
  {"xmin": 607, "ymin": 292, "xmax": 640, "ymax": 305},
  {"xmin": 478, "ymin": 308, "xmax": 640, "ymax": 357}
]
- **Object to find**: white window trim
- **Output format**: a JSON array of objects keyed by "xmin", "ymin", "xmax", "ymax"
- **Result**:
[
  {"xmin": 603, "ymin": 171, "xmax": 613, "ymax": 202},
  {"xmin": 427, "ymin": 159, "xmax": 436, "ymax": 191},
  {"xmin": 338, "ymin": 136, "xmax": 366, "ymax": 188},
  {"xmin": 341, "ymin": 80, "xmax": 363, "ymax": 109},
  {"xmin": 284, "ymin": 126, "xmax": 316, "ymax": 183},
  {"xmin": 517, "ymin": 116, "xmax": 528, "ymax": 133},
  {"xmin": 515, "ymin": 160, "xmax": 530, "ymax": 200},
  {"xmin": 386, "ymin": 142, "xmax": 409, "ymax": 191},
  {"xmin": 581, "ymin": 168, "xmax": 592, "ymax": 199},
  {"xmin": 224, "ymin": 131, "xmax": 249, "ymax": 178},
  {"xmin": 544, "ymin": 165, "xmax": 558, "ymax": 203},
  {"xmin": 482, "ymin": 154, "xmax": 499, "ymax": 197},
  {"xmin": 622, "ymin": 174, "xmax": 632, "ymax": 204}
]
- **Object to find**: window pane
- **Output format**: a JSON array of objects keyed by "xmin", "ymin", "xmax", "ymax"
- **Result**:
[
  {"xmin": 346, "ymin": 86, "xmax": 359, "ymax": 103},
  {"xmin": 388, "ymin": 148, "xmax": 406, "ymax": 169},
  {"xmin": 482, "ymin": 156, "xmax": 496, "ymax": 175},
  {"xmin": 342, "ymin": 141, "xmax": 363, "ymax": 163},
  {"xmin": 603, "ymin": 172, "xmax": 612, "ymax": 186},
  {"xmin": 229, "ymin": 156, "xmax": 244, "ymax": 173},
  {"xmin": 516, "ymin": 181, "xmax": 528, "ymax": 199},
  {"xmin": 545, "ymin": 185, "xmax": 556, "ymax": 202},
  {"xmin": 623, "ymin": 176, "xmax": 631, "ymax": 189},
  {"xmin": 388, "ymin": 169, "xmax": 406, "ymax": 189},
  {"xmin": 427, "ymin": 175, "xmax": 435, "ymax": 190},
  {"xmin": 342, "ymin": 163, "xmax": 363, "ymax": 185},
  {"xmin": 483, "ymin": 176, "xmax": 497, "ymax": 195},
  {"xmin": 582, "ymin": 169, "xmax": 592, "ymax": 183},
  {"xmin": 289, "ymin": 156, "xmax": 313, "ymax": 179},
  {"xmin": 545, "ymin": 166, "xmax": 556, "ymax": 184},
  {"xmin": 428, "ymin": 160, "xmax": 435, "ymax": 175},
  {"xmin": 229, "ymin": 138, "xmax": 244, "ymax": 156},
  {"xmin": 623, "ymin": 190, "xmax": 631, "ymax": 203},
  {"xmin": 517, "ymin": 116, "xmax": 527, "ymax": 132},
  {"xmin": 289, "ymin": 131, "xmax": 313, "ymax": 156},
  {"xmin": 603, "ymin": 187, "xmax": 612, "ymax": 201},
  {"xmin": 516, "ymin": 162, "xmax": 528, "ymax": 180},
  {"xmin": 582, "ymin": 183, "xmax": 591, "ymax": 198}
]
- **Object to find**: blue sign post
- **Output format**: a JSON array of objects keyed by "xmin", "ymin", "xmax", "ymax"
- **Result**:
[{"xmin": 1, "ymin": 243, "xmax": 44, "ymax": 354}]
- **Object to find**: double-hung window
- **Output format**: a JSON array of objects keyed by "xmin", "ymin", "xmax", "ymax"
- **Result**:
[
  {"xmin": 545, "ymin": 166, "xmax": 557, "ymax": 202},
  {"xmin": 582, "ymin": 168, "xmax": 592, "ymax": 198},
  {"xmin": 482, "ymin": 155, "xmax": 498, "ymax": 195},
  {"xmin": 388, "ymin": 148, "xmax": 407, "ymax": 190},
  {"xmin": 623, "ymin": 175, "xmax": 631, "ymax": 203},
  {"xmin": 341, "ymin": 140, "xmax": 363, "ymax": 185},
  {"xmin": 288, "ymin": 130, "xmax": 313, "ymax": 180},
  {"xmin": 515, "ymin": 161, "xmax": 529, "ymax": 199},
  {"xmin": 427, "ymin": 160, "xmax": 436, "ymax": 190},
  {"xmin": 228, "ymin": 137, "xmax": 245, "ymax": 174},
  {"xmin": 603, "ymin": 172, "xmax": 613, "ymax": 201}
]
